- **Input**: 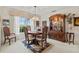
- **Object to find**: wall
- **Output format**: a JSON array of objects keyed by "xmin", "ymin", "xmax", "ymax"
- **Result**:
[
  {"xmin": 0, "ymin": 17, "xmax": 1, "ymax": 47},
  {"xmin": 0, "ymin": 7, "xmax": 9, "ymax": 47}
]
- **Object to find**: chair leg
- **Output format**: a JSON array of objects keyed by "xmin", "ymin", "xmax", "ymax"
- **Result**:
[
  {"xmin": 9, "ymin": 39, "xmax": 11, "ymax": 45},
  {"xmin": 65, "ymin": 34, "xmax": 68, "ymax": 43},
  {"xmin": 41, "ymin": 40, "xmax": 43, "ymax": 49},
  {"xmin": 73, "ymin": 34, "xmax": 74, "ymax": 45},
  {"xmin": 45, "ymin": 38, "xmax": 47, "ymax": 44},
  {"xmin": 69, "ymin": 34, "xmax": 70, "ymax": 44},
  {"xmin": 15, "ymin": 37, "xmax": 16, "ymax": 42},
  {"xmin": 4, "ymin": 38, "xmax": 6, "ymax": 44},
  {"xmin": 28, "ymin": 40, "xmax": 29, "ymax": 45}
]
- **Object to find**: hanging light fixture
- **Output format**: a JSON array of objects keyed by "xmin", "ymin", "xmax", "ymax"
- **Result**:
[
  {"xmin": 31, "ymin": 6, "xmax": 39, "ymax": 20},
  {"xmin": 34, "ymin": 6, "xmax": 36, "ymax": 17}
]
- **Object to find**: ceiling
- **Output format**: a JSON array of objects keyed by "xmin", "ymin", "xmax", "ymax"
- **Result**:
[
  {"xmin": 7, "ymin": 6, "xmax": 79, "ymax": 19},
  {"xmin": 8, "ymin": 6, "xmax": 67, "ymax": 16}
]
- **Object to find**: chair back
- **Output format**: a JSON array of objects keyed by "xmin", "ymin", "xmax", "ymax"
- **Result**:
[
  {"xmin": 27, "ymin": 26, "xmax": 31, "ymax": 31},
  {"xmin": 3, "ymin": 27, "xmax": 10, "ymax": 36},
  {"xmin": 24, "ymin": 27, "xmax": 28, "ymax": 40},
  {"xmin": 42, "ymin": 26, "xmax": 48, "ymax": 39}
]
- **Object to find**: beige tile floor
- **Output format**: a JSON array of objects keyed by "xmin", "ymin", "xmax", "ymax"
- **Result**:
[{"xmin": 0, "ymin": 38, "xmax": 79, "ymax": 53}]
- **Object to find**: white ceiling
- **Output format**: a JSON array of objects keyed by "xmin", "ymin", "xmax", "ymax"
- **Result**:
[
  {"xmin": 8, "ymin": 6, "xmax": 67, "ymax": 16},
  {"xmin": 7, "ymin": 6, "xmax": 79, "ymax": 19}
]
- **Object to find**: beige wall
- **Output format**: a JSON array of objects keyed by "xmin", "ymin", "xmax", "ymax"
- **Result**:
[
  {"xmin": 0, "ymin": 17, "xmax": 1, "ymax": 47},
  {"xmin": 0, "ymin": 7, "xmax": 9, "ymax": 47}
]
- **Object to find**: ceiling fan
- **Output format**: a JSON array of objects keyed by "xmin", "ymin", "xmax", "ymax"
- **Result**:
[
  {"xmin": 51, "ymin": 10, "xmax": 57, "ymax": 12},
  {"xmin": 51, "ymin": 7, "xmax": 66, "ymax": 13}
]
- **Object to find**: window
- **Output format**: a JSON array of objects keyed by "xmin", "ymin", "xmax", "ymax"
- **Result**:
[
  {"xmin": 13, "ymin": 16, "xmax": 31, "ymax": 34},
  {"xmin": 19, "ymin": 16, "xmax": 30, "ymax": 32}
]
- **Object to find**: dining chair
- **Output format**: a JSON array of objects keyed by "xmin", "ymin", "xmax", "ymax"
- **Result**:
[
  {"xmin": 65, "ymin": 32, "xmax": 69, "ymax": 42},
  {"xmin": 65, "ymin": 32, "xmax": 74, "ymax": 45},
  {"xmin": 27, "ymin": 26, "xmax": 31, "ymax": 31},
  {"xmin": 36, "ymin": 26, "xmax": 48, "ymax": 48},
  {"xmin": 69, "ymin": 33, "xmax": 74, "ymax": 45},
  {"xmin": 24, "ymin": 27, "xmax": 33, "ymax": 45},
  {"xmin": 42, "ymin": 26, "xmax": 48, "ymax": 43},
  {"xmin": 3, "ymin": 27, "xmax": 16, "ymax": 45}
]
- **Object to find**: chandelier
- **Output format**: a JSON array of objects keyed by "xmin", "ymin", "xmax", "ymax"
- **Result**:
[{"xmin": 31, "ymin": 6, "xmax": 39, "ymax": 20}]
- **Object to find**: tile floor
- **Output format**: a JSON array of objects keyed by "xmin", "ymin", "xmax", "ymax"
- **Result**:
[{"xmin": 0, "ymin": 38, "xmax": 79, "ymax": 53}]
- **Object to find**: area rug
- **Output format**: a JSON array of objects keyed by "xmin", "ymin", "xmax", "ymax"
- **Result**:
[
  {"xmin": 22, "ymin": 40, "xmax": 32, "ymax": 48},
  {"xmin": 22, "ymin": 40, "xmax": 52, "ymax": 53}
]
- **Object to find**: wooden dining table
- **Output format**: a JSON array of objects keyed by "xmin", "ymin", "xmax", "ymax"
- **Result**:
[
  {"xmin": 28, "ymin": 31, "xmax": 42, "ymax": 39},
  {"xmin": 28, "ymin": 31, "xmax": 42, "ymax": 45},
  {"xmin": 27, "ymin": 31, "xmax": 51, "ymax": 53}
]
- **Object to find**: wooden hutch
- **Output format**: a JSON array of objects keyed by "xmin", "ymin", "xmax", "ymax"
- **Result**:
[{"xmin": 48, "ymin": 14, "xmax": 66, "ymax": 42}]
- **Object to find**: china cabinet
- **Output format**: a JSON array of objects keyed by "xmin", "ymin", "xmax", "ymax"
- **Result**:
[{"xmin": 49, "ymin": 14, "xmax": 66, "ymax": 42}]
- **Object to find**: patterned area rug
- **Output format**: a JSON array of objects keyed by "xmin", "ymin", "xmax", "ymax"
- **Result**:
[
  {"xmin": 22, "ymin": 40, "xmax": 52, "ymax": 53},
  {"xmin": 22, "ymin": 40, "xmax": 32, "ymax": 48}
]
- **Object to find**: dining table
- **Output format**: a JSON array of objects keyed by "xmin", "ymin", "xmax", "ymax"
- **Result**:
[
  {"xmin": 28, "ymin": 31, "xmax": 42, "ymax": 45},
  {"xmin": 27, "ymin": 31, "xmax": 51, "ymax": 53},
  {"xmin": 28, "ymin": 31, "xmax": 42, "ymax": 38}
]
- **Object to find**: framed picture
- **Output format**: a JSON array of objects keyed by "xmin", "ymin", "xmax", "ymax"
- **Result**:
[
  {"xmin": 3, "ymin": 19, "xmax": 9, "ymax": 26},
  {"xmin": 74, "ymin": 17, "xmax": 79, "ymax": 26},
  {"xmin": 42, "ymin": 21, "xmax": 47, "ymax": 26}
]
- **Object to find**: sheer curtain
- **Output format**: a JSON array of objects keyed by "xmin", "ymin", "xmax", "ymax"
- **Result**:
[
  {"xmin": 10, "ymin": 16, "xmax": 32, "ymax": 34},
  {"xmin": 14, "ymin": 16, "xmax": 31, "ymax": 34},
  {"xmin": 14, "ymin": 16, "xmax": 20, "ymax": 34}
]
